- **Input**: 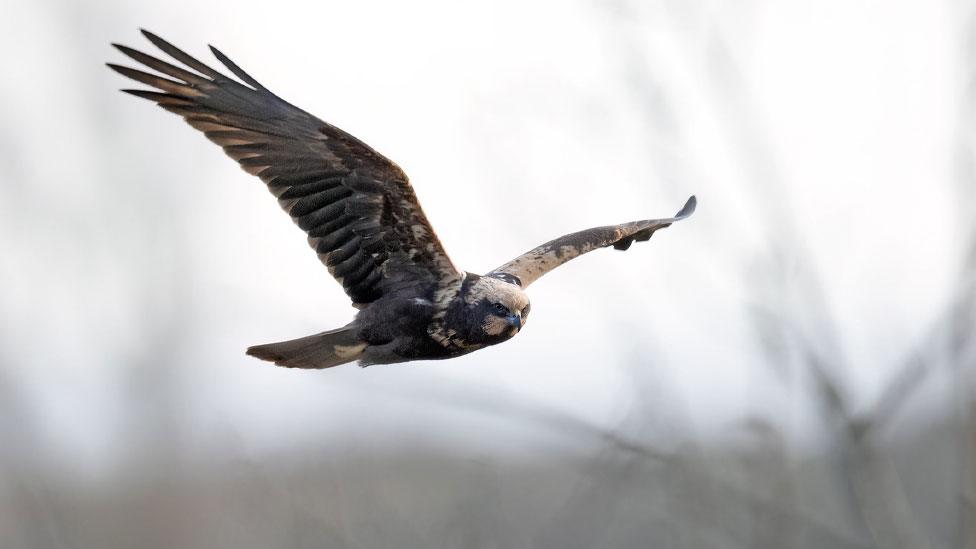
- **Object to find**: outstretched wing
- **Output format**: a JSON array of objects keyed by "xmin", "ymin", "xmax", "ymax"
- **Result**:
[
  {"xmin": 108, "ymin": 30, "xmax": 461, "ymax": 306},
  {"xmin": 488, "ymin": 196, "xmax": 696, "ymax": 288}
]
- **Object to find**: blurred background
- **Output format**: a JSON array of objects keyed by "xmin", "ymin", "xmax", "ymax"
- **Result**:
[{"xmin": 1, "ymin": 0, "xmax": 973, "ymax": 547}]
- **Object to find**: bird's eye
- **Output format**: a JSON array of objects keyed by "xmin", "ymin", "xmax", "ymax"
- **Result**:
[{"xmin": 492, "ymin": 303, "xmax": 508, "ymax": 315}]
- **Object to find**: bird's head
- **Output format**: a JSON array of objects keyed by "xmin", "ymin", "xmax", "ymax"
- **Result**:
[{"xmin": 457, "ymin": 274, "xmax": 531, "ymax": 343}]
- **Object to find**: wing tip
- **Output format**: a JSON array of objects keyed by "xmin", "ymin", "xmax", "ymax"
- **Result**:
[
  {"xmin": 139, "ymin": 28, "xmax": 161, "ymax": 42},
  {"xmin": 208, "ymin": 43, "xmax": 267, "ymax": 90},
  {"xmin": 105, "ymin": 62, "xmax": 134, "ymax": 78},
  {"xmin": 675, "ymin": 195, "xmax": 697, "ymax": 219}
]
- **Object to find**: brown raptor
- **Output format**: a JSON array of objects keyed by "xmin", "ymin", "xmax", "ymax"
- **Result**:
[{"xmin": 108, "ymin": 30, "xmax": 696, "ymax": 368}]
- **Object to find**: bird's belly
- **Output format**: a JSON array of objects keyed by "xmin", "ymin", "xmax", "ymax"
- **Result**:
[{"xmin": 357, "ymin": 335, "xmax": 476, "ymax": 366}]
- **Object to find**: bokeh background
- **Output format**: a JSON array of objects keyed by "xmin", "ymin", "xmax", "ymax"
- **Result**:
[{"xmin": 1, "ymin": 1, "xmax": 974, "ymax": 547}]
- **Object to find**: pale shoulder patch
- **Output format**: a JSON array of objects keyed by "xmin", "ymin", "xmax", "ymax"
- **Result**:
[{"xmin": 334, "ymin": 342, "xmax": 368, "ymax": 359}]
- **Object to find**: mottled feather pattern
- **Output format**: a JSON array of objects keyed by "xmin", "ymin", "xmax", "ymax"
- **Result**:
[{"xmin": 489, "ymin": 195, "xmax": 696, "ymax": 289}]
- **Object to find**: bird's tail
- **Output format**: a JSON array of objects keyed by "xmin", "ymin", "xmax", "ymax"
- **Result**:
[{"xmin": 246, "ymin": 324, "xmax": 366, "ymax": 369}]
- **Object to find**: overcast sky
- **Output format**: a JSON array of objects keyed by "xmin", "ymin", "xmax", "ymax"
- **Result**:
[{"xmin": 0, "ymin": 0, "xmax": 970, "ymax": 472}]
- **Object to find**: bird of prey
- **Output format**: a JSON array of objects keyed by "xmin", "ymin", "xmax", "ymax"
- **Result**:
[{"xmin": 108, "ymin": 30, "xmax": 696, "ymax": 369}]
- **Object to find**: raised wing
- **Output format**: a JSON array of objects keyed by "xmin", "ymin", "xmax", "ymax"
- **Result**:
[
  {"xmin": 108, "ymin": 30, "xmax": 461, "ymax": 306},
  {"xmin": 488, "ymin": 196, "xmax": 696, "ymax": 288}
]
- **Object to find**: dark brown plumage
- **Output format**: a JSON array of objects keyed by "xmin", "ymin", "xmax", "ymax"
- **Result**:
[{"xmin": 108, "ymin": 31, "xmax": 696, "ymax": 368}]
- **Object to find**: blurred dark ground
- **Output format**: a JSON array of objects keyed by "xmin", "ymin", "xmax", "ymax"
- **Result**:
[{"xmin": 1, "ymin": 1, "xmax": 974, "ymax": 548}]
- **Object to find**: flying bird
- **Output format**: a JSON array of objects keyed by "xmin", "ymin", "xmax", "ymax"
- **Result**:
[{"xmin": 108, "ymin": 30, "xmax": 696, "ymax": 369}]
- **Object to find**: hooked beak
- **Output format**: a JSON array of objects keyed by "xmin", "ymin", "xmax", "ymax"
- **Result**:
[{"xmin": 507, "ymin": 313, "xmax": 522, "ymax": 331}]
